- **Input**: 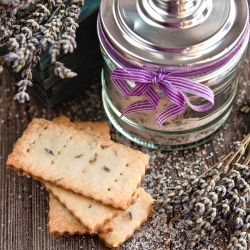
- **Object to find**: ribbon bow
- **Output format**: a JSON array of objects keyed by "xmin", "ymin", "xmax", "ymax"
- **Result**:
[{"xmin": 111, "ymin": 67, "xmax": 214, "ymax": 126}]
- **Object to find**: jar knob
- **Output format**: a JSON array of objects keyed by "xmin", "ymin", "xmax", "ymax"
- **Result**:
[
  {"xmin": 152, "ymin": 0, "xmax": 199, "ymax": 16},
  {"xmin": 139, "ymin": 0, "xmax": 212, "ymax": 28}
]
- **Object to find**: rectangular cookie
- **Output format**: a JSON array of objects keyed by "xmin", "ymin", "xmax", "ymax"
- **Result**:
[
  {"xmin": 48, "ymin": 193, "xmax": 113, "ymax": 235},
  {"xmin": 47, "ymin": 116, "xmax": 139, "ymax": 233},
  {"xmin": 48, "ymin": 193, "xmax": 88, "ymax": 236},
  {"xmin": 7, "ymin": 118, "xmax": 149, "ymax": 210},
  {"xmin": 98, "ymin": 187, "xmax": 154, "ymax": 248},
  {"xmin": 44, "ymin": 181, "xmax": 140, "ymax": 234},
  {"xmin": 45, "ymin": 181, "xmax": 119, "ymax": 233}
]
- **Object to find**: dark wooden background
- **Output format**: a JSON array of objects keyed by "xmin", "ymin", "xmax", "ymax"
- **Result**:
[{"xmin": 1, "ymin": 29, "xmax": 250, "ymax": 250}]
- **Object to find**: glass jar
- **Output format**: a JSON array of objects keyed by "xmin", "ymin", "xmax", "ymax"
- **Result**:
[{"xmin": 98, "ymin": 0, "xmax": 249, "ymax": 150}]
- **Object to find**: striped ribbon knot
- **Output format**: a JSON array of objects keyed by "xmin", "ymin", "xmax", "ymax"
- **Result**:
[
  {"xmin": 111, "ymin": 67, "xmax": 215, "ymax": 126},
  {"xmin": 152, "ymin": 68, "xmax": 164, "ymax": 85}
]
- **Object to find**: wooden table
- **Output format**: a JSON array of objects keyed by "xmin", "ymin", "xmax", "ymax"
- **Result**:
[{"xmin": 1, "ymin": 48, "xmax": 250, "ymax": 250}]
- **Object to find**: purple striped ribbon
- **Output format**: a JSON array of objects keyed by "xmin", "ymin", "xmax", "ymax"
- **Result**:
[{"xmin": 98, "ymin": 15, "xmax": 249, "ymax": 126}]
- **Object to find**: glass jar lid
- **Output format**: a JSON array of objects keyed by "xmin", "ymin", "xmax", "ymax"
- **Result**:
[{"xmin": 100, "ymin": 0, "xmax": 249, "ymax": 66}]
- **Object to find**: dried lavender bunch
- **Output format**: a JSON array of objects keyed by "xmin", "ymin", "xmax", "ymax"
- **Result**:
[
  {"xmin": 164, "ymin": 134, "xmax": 250, "ymax": 249},
  {"xmin": 0, "ymin": 0, "xmax": 83, "ymax": 103}
]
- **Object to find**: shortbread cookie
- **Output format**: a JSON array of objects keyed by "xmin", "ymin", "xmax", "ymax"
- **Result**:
[
  {"xmin": 45, "ymin": 181, "xmax": 141, "ymax": 233},
  {"xmin": 45, "ymin": 181, "xmax": 119, "ymax": 233},
  {"xmin": 98, "ymin": 188, "xmax": 154, "ymax": 248},
  {"xmin": 7, "ymin": 118, "xmax": 149, "ymax": 210},
  {"xmin": 48, "ymin": 193, "xmax": 113, "ymax": 235}
]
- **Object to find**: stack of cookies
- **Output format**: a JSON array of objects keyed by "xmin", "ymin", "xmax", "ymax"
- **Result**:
[{"xmin": 6, "ymin": 115, "xmax": 153, "ymax": 248}]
